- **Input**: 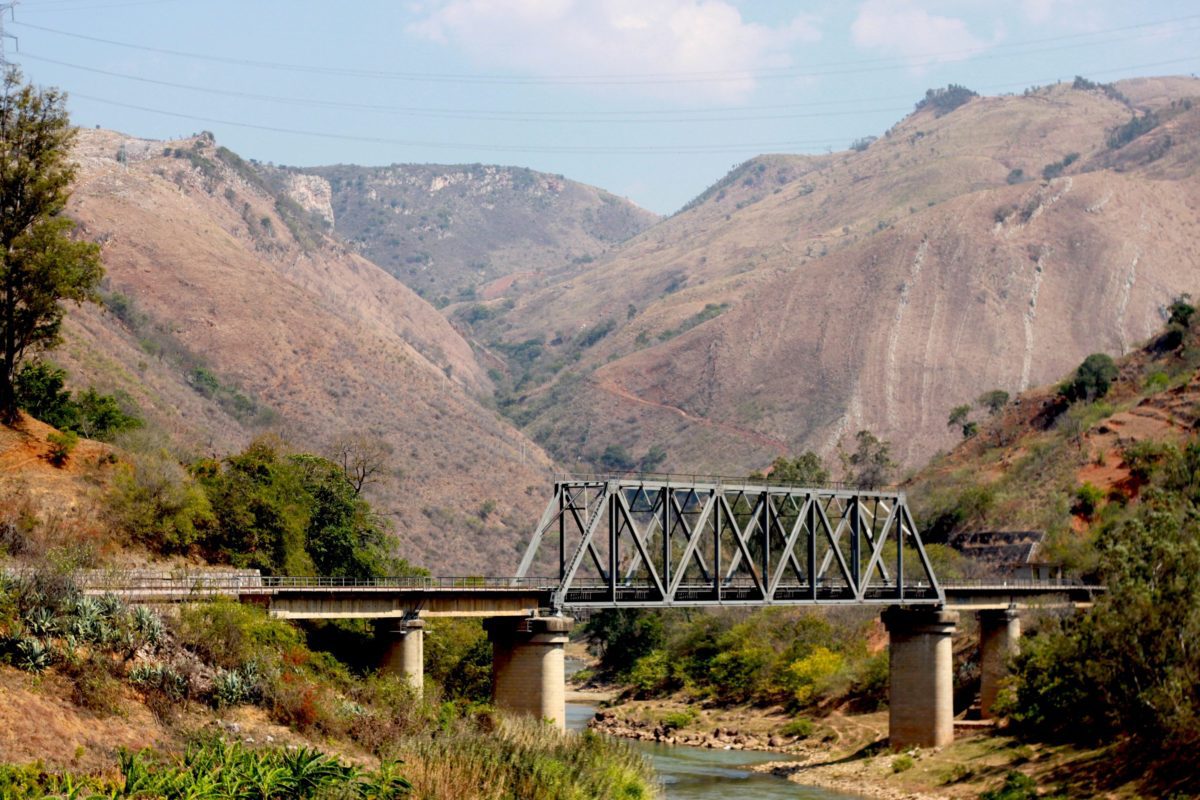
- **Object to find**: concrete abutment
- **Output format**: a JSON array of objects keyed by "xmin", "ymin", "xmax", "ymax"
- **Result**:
[
  {"xmin": 484, "ymin": 615, "xmax": 573, "ymax": 731},
  {"xmin": 882, "ymin": 606, "xmax": 958, "ymax": 749}
]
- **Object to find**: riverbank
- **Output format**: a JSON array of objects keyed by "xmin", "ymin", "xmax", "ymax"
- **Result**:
[{"xmin": 580, "ymin": 689, "xmax": 1138, "ymax": 799}]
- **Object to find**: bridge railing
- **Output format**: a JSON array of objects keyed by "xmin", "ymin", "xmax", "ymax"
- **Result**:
[{"xmin": 68, "ymin": 575, "xmax": 558, "ymax": 593}]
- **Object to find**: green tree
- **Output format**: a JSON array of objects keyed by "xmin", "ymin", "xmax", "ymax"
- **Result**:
[
  {"xmin": 841, "ymin": 430, "xmax": 894, "ymax": 488},
  {"xmin": 586, "ymin": 609, "xmax": 665, "ymax": 677},
  {"xmin": 978, "ymin": 389, "xmax": 1010, "ymax": 416},
  {"xmin": 0, "ymin": 68, "xmax": 103, "ymax": 423},
  {"xmin": 1060, "ymin": 353, "xmax": 1118, "ymax": 402},
  {"xmin": 13, "ymin": 360, "xmax": 77, "ymax": 429},
  {"xmin": 754, "ymin": 452, "xmax": 829, "ymax": 485}
]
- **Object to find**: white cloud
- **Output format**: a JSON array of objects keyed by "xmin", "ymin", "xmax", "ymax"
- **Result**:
[
  {"xmin": 406, "ymin": 0, "xmax": 821, "ymax": 101},
  {"xmin": 851, "ymin": 0, "xmax": 990, "ymax": 71}
]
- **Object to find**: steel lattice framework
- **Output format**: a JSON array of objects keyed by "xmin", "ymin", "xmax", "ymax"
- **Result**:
[{"xmin": 516, "ymin": 478, "xmax": 944, "ymax": 610}]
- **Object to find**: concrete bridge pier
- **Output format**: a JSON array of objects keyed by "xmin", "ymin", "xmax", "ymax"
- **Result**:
[
  {"xmin": 484, "ymin": 615, "xmax": 574, "ymax": 730},
  {"xmin": 978, "ymin": 607, "xmax": 1020, "ymax": 719},
  {"xmin": 381, "ymin": 617, "xmax": 425, "ymax": 693},
  {"xmin": 882, "ymin": 607, "xmax": 959, "ymax": 749}
]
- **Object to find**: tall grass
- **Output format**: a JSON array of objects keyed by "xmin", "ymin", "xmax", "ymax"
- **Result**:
[{"xmin": 398, "ymin": 717, "xmax": 656, "ymax": 800}]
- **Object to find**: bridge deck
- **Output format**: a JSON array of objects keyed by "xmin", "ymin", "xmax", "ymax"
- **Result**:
[{"xmin": 77, "ymin": 575, "xmax": 1102, "ymax": 617}]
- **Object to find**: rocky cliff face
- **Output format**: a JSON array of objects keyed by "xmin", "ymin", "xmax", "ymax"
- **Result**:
[
  {"xmin": 301, "ymin": 162, "xmax": 659, "ymax": 304},
  {"xmin": 476, "ymin": 77, "xmax": 1200, "ymax": 473}
]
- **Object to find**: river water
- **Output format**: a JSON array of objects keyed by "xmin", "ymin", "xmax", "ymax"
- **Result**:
[{"xmin": 564, "ymin": 703, "xmax": 862, "ymax": 800}]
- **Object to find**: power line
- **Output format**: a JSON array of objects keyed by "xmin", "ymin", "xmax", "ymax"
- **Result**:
[
  {"xmin": 28, "ymin": 52, "xmax": 1200, "ymax": 129},
  {"xmin": 66, "ymin": 91, "xmax": 853, "ymax": 154},
  {"xmin": 21, "ymin": 53, "xmax": 918, "ymax": 123},
  {"xmin": 12, "ymin": 13, "xmax": 1200, "ymax": 86}
]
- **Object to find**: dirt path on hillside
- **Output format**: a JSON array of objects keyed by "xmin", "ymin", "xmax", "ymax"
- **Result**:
[{"xmin": 594, "ymin": 376, "xmax": 790, "ymax": 455}]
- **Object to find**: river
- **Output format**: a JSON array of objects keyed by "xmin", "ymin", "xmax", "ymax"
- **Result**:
[{"xmin": 564, "ymin": 702, "xmax": 862, "ymax": 800}]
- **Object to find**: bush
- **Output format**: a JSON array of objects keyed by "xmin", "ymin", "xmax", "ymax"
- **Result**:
[
  {"xmin": 915, "ymin": 84, "xmax": 977, "ymax": 115},
  {"xmin": 1072, "ymin": 482, "xmax": 1104, "ymax": 519},
  {"xmin": 980, "ymin": 771, "xmax": 1039, "ymax": 800},
  {"xmin": 780, "ymin": 717, "xmax": 814, "ymax": 739},
  {"xmin": 628, "ymin": 650, "xmax": 673, "ymax": 696},
  {"xmin": 45, "ymin": 430, "xmax": 78, "ymax": 465},
  {"xmin": 891, "ymin": 754, "xmax": 915, "ymax": 773},
  {"xmin": 1059, "ymin": 353, "xmax": 1118, "ymax": 402},
  {"xmin": 660, "ymin": 707, "xmax": 697, "ymax": 731},
  {"xmin": 66, "ymin": 655, "xmax": 124, "ymax": 714}
]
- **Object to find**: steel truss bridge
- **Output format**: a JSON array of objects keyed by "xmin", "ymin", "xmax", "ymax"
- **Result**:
[
  {"xmin": 41, "ymin": 478, "xmax": 1101, "ymax": 613},
  {"xmin": 515, "ymin": 477, "xmax": 1093, "ymax": 611}
]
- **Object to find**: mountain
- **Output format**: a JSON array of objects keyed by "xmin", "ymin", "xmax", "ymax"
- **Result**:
[
  {"xmin": 463, "ymin": 76, "xmax": 1200, "ymax": 473},
  {"xmin": 52, "ymin": 129, "xmax": 556, "ymax": 574},
  {"xmin": 291, "ymin": 163, "xmax": 659, "ymax": 305}
]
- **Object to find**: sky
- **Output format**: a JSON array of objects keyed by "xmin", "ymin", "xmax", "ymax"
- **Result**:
[{"xmin": 5, "ymin": 0, "xmax": 1200, "ymax": 214}]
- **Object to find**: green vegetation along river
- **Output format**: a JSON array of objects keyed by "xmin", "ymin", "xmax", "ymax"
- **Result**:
[{"xmin": 564, "ymin": 703, "xmax": 862, "ymax": 800}]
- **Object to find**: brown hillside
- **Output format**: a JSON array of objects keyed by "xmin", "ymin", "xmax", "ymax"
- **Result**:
[
  {"xmin": 53, "ymin": 130, "xmax": 555, "ymax": 574},
  {"xmin": 481, "ymin": 77, "xmax": 1200, "ymax": 473}
]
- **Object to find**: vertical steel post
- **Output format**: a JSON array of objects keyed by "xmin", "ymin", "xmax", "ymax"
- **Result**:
[
  {"xmin": 714, "ymin": 492, "xmax": 722, "ymax": 602},
  {"xmin": 609, "ymin": 493, "xmax": 618, "ymax": 603},
  {"xmin": 761, "ymin": 491, "xmax": 771, "ymax": 594},
  {"xmin": 850, "ymin": 497, "xmax": 861, "ymax": 592},
  {"xmin": 662, "ymin": 485, "xmax": 671, "ymax": 598},
  {"xmin": 897, "ymin": 500, "xmax": 905, "ymax": 601},
  {"xmin": 808, "ymin": 496, "xmax": 817, "ymax": 600},
  {"xmin": 558, "ymin": 485, "xmax": 566, "ymax": 581}
]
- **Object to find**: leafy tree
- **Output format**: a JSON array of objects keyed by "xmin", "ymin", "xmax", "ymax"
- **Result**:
[
  {"xmin": 753, "ymin": 452, "xmax": 829, "ymax": 485},
  {"xmin": 637, "ymin": 445, "xmax": 667, "ymax": 473},
  {"xmin": 947, "ymin": 404, "xmax": 971, "ymax": 435},
  {"xmin": 1168, "ymin": 294, "xmax": 1195, "ymax": 329},
  {"xmin": 841, "ymin": 430, "xmax": 894, "ymax": 488},
  {"xmin": 1060, "ymin": 353, "xmax": 1118, "ymax": 402},
  {"xmin": 978, "ymin": 389, "xmax": 1010, "ymax": 416},
  {"xmin": 1009, "ymin": 447, "xmax": 1200, "ymax": 757},
  {"xmin": 193, "ymin": 437, "xmax": 407, "ymax": 577},
  {"xmin": 73, "ymin": 388, "xmax": 140, "ymax": 440},
  {"xmin": 14, "ymin": 360, "xmax": 140, "ymax": 439},
  {"xmin": 586, "ymin": 609, "xmax": 665, "ymax": 677},
  {"xmin": 13, "ymin": 360, "xmax": 77, "ymax": 429},
  {"xmin": 914, "ymin": 84, "xmax": 978, "ymax": 116},
  {"xmin": 0, "ymin": 68, "xmax": 103, "ymax": 423},
  {"xmin": 1162, "ymin": 293, "xmax": 1195, "ymax": 349}
]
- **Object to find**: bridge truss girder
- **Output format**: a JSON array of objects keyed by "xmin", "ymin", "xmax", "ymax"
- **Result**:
[{"xmin": 516, "ymin": 479, "xmax": 944, "ymax": 610}]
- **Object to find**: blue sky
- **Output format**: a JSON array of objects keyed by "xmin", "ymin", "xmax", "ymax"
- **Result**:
[{"xmin": 7, "ymin": 0, "xmax": 1200, "ymax": 214}]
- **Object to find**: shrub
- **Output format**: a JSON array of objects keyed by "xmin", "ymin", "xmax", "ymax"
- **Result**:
[
  {"xmin": 1059, "ymin": 353, "xmax": 1118, "ymax": 402},
  {"xmin": 1108, "ymin": 112, "xmax": 1159, "ymax": 149},
  {"xmin": 891, "ymin": 754, "xmax": 915, "ymax": 773},
  {"xmin": 980, "ymin": 771, "xmax": 1039, "ymax": 800},
  {"xmin": 660, "ymin": 708, "xmax": 697, "ymax": 731},
  {"xmin": 45, "ymin": 430, "xmax": 78, "ymax": 465},
  {"xmin": 1006, "ymin": 168, "xmax": 1024, "ymax": 185},
  {"xmin": 780, "ymin": 717, "xmax": 814, "ymax": 739},
  {"xmin": 1072, "ymin": 482, "xmax": 1105, "ymax": 519},
  {"xmin": 782, "ymin": 645, "xmax": 844, "ymax": 705},
  {"xmin": 66, "ymin": 655, "xmax": 124, "ymax": 714},
  {"xmin": 915, "ymin": 84, "xmax": 977, "ymax": 115},
  {"xmin": 628, "ymin": 650, "xmax": 673, "ymax": 696}
]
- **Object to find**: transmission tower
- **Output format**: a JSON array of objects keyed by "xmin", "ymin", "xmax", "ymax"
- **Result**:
[{"xmin": 0, "ymin": 2, "xmax": 17, "ymax": 67}]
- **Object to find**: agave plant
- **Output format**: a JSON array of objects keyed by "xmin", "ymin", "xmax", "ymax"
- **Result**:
[
  {"xmin": 279, "ymin": 746, "xmax": 356, "ymax": 797},
  {"xmin": 131, "ymin": 606, "xmax": 164, "ymax": 648},
  {"xmin": 212, "ymin": 669, "xmax": 249, "ymax": 707},
  {"xmin": 96, "ymin": 592, "xmax": 126, "ymax": 620},
  {"xmin": 15, "ymin": 637, "xmax": 51, "ymax": 672},
  {"xmin": 22, "ymin": 606, "xmax": 58, "ymax": 637}
]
